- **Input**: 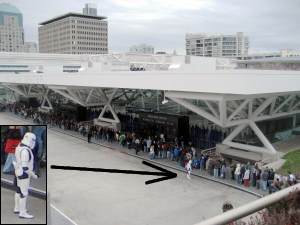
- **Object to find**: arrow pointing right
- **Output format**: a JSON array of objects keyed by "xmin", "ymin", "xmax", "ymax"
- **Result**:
[{"xmin": 51, "ymin": 160, "xmax": 177, "ymax": 185}]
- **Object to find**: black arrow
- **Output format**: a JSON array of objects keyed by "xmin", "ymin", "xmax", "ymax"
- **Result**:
[{"xmin": 51, "ymin": 161, "xmax": 177, "ymax": 185}]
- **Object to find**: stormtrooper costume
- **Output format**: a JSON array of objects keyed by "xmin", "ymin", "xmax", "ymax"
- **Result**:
[
  {"xmin": 186, "ymin": 160, "xmax": 192, "ymax": 180},
  {"xmin": 13, "ymin": 132, "xmax": 38, "ymax": 219}
]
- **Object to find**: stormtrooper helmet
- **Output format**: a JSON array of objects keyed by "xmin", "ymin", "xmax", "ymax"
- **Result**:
[{"xmin": 21, "ymin": 132, "xmax": 36, "ymax": 149}]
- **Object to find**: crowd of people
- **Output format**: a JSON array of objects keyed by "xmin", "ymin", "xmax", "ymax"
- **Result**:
[{"xmin": 2, "ymin": 103, "xmax": 299, "ymax": 193}]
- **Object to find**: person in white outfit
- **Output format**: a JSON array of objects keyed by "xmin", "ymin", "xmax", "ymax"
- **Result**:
[
  {"xmin": 186, "ymin": 160, "xmax": 192, "ymax": 180},
  {"xmin": 13, "ymin": 132, "xmax": 38, "ymax": 219}
]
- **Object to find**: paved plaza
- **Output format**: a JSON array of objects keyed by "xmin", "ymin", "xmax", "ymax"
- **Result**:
[
  {"xmin": 1, "ymin": 187, "xmax": 46, "ymax": 224},
  {"xmin": 2, "ymin": 112, "xmax": 292, "ymax": 225},
  {"xmin": 44, "ymin": 123, "xmax": 261, "ymax": 225}
]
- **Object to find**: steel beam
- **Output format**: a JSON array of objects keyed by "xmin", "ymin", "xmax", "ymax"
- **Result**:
[{"xmin": 168, "ymin": 97, "xmax": 222, "ymax": 126}]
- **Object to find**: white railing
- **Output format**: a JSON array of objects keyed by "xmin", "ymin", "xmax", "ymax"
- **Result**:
[{"xmin": 194, "ymin": 183, "xmax": 300, "ymax": 225}]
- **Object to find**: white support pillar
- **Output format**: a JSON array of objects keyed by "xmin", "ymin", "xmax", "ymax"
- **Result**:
[
  {"xmin": 222, "ymin": 122, "xmax": 277, "ymax": 155},
  {"xmin": 97, "ymin": 88, "xmax": 120, "ymax": 124},
  {"xmin": 41, "ymin": 89, "xmax": 53, "ymax": 110},
  {"xmin": 7, "ymin": 90, "xmax": 17, "ymax": 102},
  {"xmin": 219, "ymin": 100, "xmax": 227, "ymax": 127},
  {"xmin": 249, "ymin": 122, "xmax": 277, "ymax": 154},
  {"xmin": 248, "ymin": 99, "xmax": 253, "ymax": 118}
]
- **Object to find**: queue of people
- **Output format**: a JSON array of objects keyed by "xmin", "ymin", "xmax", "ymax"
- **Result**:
[{"xmin": 2, "ymin": 103, "xmax": 299, "ymax": 192}]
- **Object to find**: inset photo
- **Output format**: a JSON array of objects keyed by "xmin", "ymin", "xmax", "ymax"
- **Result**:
[{"xmin": 1, "ymin": 125, "xmax": 47, "ymax": 224}]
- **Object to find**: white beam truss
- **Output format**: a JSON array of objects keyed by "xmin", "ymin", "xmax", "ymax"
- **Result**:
[
  {"xmin": 49, "ymin": 86, "xmax": 120, "ymax": 124},
  {"xmin": 41, "ymin": 89, "xmax": 53, "ymax": 110},
  {"xmin": 97, "ymin": 88, "xmax": 120, "ymax": 123},
  {"xmin": 1, "ymin": 84, "xmax": 44, "ymax": 98},
  {"xmin": 166, "ymin": 91, "xmax": 300, "ymax": 155}
]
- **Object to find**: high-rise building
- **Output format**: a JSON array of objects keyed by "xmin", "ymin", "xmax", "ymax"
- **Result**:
[
  {"xmin": 38, "ymin": 7, "xmax": 108, "ymax": 54},
  {"xmin": 130, "ymin": 43, "xmax": 154, "ymax": 54},
  {"xmin": 0, "ymin": 3, "xmax": 25, "ymax": 52},
  {"xmin": 83, "ymin": 3, "xmax": 97, "ymax": 16},
  {"xmin": 186, "ymin": 32, "xmax": 249, "ymax": 58}
]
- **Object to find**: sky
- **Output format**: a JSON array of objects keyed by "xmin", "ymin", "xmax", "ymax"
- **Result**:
[{"xmin": 1, "ymin": 0, "xmax": 300, "ymax": 54}]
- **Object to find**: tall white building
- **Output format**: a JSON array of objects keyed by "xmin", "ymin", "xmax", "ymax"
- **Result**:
[
  {"xmin": 186, "ymin": 32, "xmax": 249, "ymax": 58},
  {"xmin": 0, "ymin": 3, "xmax": 25, "ymax": 52},
  {"xmin": 83, "ymin": 3, "xmax": 97, "ymax": 16},
  {"xmin": 130, "ymin": 43, "xmax": 154, "ymax": 54}
]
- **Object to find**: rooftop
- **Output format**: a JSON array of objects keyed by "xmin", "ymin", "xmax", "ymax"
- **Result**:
[
  {"xmin": 0, "ymin": 3, "xmax": 22, "ymax": 14},
  {"xmin": 39, "ymin": 12, "xmax": 107, "ymax": 25}
]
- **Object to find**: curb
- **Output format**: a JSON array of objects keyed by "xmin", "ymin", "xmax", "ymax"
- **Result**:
[{"xmin": 1, "ymin": 178, "xmax": 46, "ymax": 200}]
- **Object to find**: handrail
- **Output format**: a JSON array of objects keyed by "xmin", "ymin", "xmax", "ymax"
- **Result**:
[{"xmin": 194, "ymin": 183, "xmax": 300, "ymax": 225}]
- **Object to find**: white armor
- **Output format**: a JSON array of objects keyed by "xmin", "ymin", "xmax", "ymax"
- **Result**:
[
  {"xmin": 187, "ymin": 160, "xmax": 192, "ymax": 180},
  {"xmin": 13, "ymin": 132, "xmax": 37, "ymax": 219}
]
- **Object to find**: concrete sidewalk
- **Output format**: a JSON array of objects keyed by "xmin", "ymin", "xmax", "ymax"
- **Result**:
[
  {"xmin": 49, "ymin": 126, "xmax": 267, "ymax": 198},
  {"xmin": 1, "ymin": 187, "xmax": 46, "ymax": 224}
]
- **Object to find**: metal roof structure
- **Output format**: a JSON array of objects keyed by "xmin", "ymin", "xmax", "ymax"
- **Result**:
[
  {"xmin": 39, "ymin": 12, "xmax": 107, "ymax": 25},
  {"xmin": 0, "ymin": 52, "xmax": 299, "ymax": 159}
]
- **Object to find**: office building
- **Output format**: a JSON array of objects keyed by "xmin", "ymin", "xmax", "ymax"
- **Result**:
[
  {"xmin": 186, "ymin": 32, "xmax": 249, "ymax": 58},
  {"xmin": 0, "ymin": 3, "xmax": 24, "ymax": 52},
  {"xmin": 83, "ymin": 3, "xmax": 97, "ymax": 16},
  {"xmin": 38, "ymin": 6, "xmax": 108, "ymax": 54},
  {"xmin": 237, "ymin": 49, "xmax": 300, "ymax": 60}
]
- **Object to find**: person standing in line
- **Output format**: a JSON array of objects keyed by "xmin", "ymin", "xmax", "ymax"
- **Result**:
[
  {"xmin": 146, "ymin": 137, "xmax": 152, "ymax": 153},
  {"xmin": 221, "ymin": 160, "xmax": 226, "ymax": 179},
  {"xmin": 149, "ymin": 145, "xmax": 155, "ymax": 160},
  {"xmin": 235, "ymin": 164, "xmax": 241, "ymax": 184},
  {"xmin": 134, "ymin": 137, "xmax": 140, "ymax": 155},
  {"xmin": 252, "ymin": 166, "xmax": 257, "ymax": 187},
  {"xmin": 243, "ymin": 168, "xmax": 250, "ymax": 187},
  {"xmin": 262, "ymin": 169, "xmax": 269, "ymax": 191},
  {"xmin": 169, "ymin": 143, "xmax": 175, "ymax": 161},
  {"xmin": 166, "ymin": 143, "xmax": 171, "ymax": 159},
  {"xmin": 174, "ymin": 145, "xmax": 179, "ymax": 163},
  {"xmin": 119, "ymin": 133, "xmax": 126, "ymax": 147},
  {"xmin": 186, "ymin": 159, "xmax": 192, "ymax": 180},
  {"xmin": 240, "ymin": 164, "xmax": 245, "ymax": 184},
  {"xmin": 213, "ymin": 158, "xmax": 220, "ymax": 178},
  {"xmin": 230, "ymin": 161, "xmax": 236, "ymax": 180},
  {"xmin": 191, "ymin": 146, "xmax": 196, "ymax": 159},
  {"xmin": 142, "ymin": 138, "xmax": 147, "ymax": 153},
  {"xmin": 87, "ymin": 129, "xmax": 92, "ymax": 143},
  {"xmin": 268, "ymin": 168, "xmax": 275, "ymax": 192},
  {"xmin": 256, "ymin": 169, "xmax": 261, "ymax": 189},
  {"xmin": 200, "ymin": 154, "xmax": 205, "ymax": 171}
]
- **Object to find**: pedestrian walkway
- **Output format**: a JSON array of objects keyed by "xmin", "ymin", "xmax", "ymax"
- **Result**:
[
  {"xmin": 1, "ymin": 187, "xmax": 46, "ymax": 224},
  {"xmin": 4, "ymin": 111, "xmax": 298, "ymax": 198},
  {"xmin": 48, "ymin": 125, "xmax": 267, "ymax": 197}
]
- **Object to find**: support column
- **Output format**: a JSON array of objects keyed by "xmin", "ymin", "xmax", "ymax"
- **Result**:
[
  {"xmin": 40, "ymin": 89, "xmax": 53, "ymax": 110},
  {"xmin": 97, "ymin": 88, "xmax": 120, "ymax": 124}
]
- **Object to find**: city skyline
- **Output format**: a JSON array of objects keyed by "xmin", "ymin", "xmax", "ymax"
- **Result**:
[{"xmin": 1, "ymin": 0, "xmax": 300, "ymax": 54}]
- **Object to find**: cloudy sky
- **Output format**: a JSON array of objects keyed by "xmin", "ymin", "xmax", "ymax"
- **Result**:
[{"xmin": 2, "ymin": 0, "xmax": 300, "ymax": 54}]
